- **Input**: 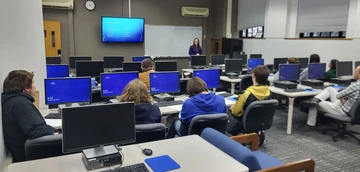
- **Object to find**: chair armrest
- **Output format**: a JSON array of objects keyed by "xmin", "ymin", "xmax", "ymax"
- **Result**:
[
  {"xmin": 256, "ymin": 159, "xmax": 315, "ymax": 172},
  {"xmin": 230, "ymin": 133, "xmax": 259, "ymax": 151}
]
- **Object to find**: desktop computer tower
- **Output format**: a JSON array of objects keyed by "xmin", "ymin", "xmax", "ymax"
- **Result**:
[
  {"xmin": 274, "ymin": 81, "xmax": 297, "ymax": 89},
  {"xmin": 301, "ymin": 80, "xmax": 324, "ymax": 87},
  {"xmin": 222, "ymin": 38, "xmax": 243, "ymax": 58}
]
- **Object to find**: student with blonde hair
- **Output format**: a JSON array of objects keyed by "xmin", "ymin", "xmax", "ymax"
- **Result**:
[{"xmin": 119, "ymin": 79, "xmax": 161, "ymax": 124}]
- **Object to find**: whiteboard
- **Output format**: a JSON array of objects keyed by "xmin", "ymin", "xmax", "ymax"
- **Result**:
[{"xmin": 145, "ymin": 25, "xmax": 203, "ymax": 56}]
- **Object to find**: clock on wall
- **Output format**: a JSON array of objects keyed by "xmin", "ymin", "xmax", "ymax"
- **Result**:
[{"xmin": 85, "ymin": 0, "xmax": 96, "ymax": 11}]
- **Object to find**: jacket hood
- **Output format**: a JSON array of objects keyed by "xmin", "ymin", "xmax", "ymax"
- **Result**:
[
  {"xmin": 190, "ymin": 92, "xmax": 221, "ymax": 111},
  {"xmin": 1, "ymin": 92, "xmax": 34, "ymax": 105},
  {"xmin": 247, "ymin": 86, "xmax": 271, "ymax": 100},
  {"xmin": 135, "ymin": 103, "xmax": 155, "ymax": 119}
]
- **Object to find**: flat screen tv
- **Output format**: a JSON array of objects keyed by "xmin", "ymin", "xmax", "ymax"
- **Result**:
[{"xmin": 101, "ymin": 16, "xmax": 145, "ymax": 43}]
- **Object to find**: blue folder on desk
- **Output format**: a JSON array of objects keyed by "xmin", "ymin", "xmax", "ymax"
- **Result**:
[{"xmin": 145, "ymin": 155, "xmax": 180, "ymax": 172}]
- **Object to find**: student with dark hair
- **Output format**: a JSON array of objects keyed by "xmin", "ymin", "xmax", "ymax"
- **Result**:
[
  {"xmin": 269, "ymin": 57, "xmax": 300, "ymax": 83},
  {"xmin": 2, "ymin": 70, "xmax": 58, "ymax": 162},
  {"xmin": 138, "ymin": 58, "xmax": 154, "ymax": 90},
  {"xmin": 227, "ymin": 66, "xmax": 271, "ymax": 135},
  {"xmin": 166, "ymin": 77, "xmax": 226, "ymax": 138},
  {"xmin": 300, "ymin": 54, "xmax": 321, "ymax": 81},
  {"xmin": 188, "ymin": 38, "xmax": 202, "ymax": 56},
  {"xmin": 325, "ymin": 59, "xmax": 339, "ymax": 81}
]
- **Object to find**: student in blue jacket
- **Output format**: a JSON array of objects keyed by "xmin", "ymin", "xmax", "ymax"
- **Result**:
[{"xmin": 166, "ymin": 77, "xmax": 226, "ymax": 138}]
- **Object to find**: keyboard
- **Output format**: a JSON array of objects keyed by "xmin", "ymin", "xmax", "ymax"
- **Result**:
[
  {"xmin": 284, "ymin": 89, "xmax": 306, "ymax": 93},
  {"xmin": 191, "ymin": 66, "xmax": 206, "ymax": 69},
  {"xmin": 228, "ymin": 76, "xmax": 242, "ymax": 79},
  {"xmin": 155, "ymin": 100, "xmax": 183, "ymax": 107},
  {"xmin": 219, "ymin": 92, "xmax": 233, "ymax": 98},
  {"xmin": 101, "ymin": 163, "xmax": 149, "ymax": 172},
  {"xmin": 312, "ymin": 85, "xmax": 331, "ymax": 89},
  {"xmin": 44, "ymin": 113, "xmax": 61, "ymax": 119}
]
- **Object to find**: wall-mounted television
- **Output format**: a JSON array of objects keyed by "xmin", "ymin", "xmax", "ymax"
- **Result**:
[{"xmin": 101, "ymin": 16, "xmax": 145, "ymax": 43}]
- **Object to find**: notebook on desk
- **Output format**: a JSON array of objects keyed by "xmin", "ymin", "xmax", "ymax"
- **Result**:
[{"xmin": 145, "ymin": 155, "xmax": 180, "ymax": 172}]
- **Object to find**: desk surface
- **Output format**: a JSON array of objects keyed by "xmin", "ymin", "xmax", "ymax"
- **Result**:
[
  {"xmin": 7, "ymin": 135, "xmax": 248, "ymax": 172},
  {"xmin": 269, "ymin": 85, "xmax": 322, "ymax": 98}
]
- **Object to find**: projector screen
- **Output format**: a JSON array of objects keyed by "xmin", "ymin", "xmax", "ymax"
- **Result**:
[{"xmin": 101, "ymin": 17, "xmax": 145, "ymax": 43}]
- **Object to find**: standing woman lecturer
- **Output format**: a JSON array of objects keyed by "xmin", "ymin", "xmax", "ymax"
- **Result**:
[{"xmin": 189, "ymin": 38, "xmax": 202, "ymax": 56}]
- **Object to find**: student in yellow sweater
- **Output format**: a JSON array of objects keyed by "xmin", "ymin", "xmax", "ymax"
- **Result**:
[{"xmin": 138, "ymin": 58, "xmax": 154, "ymax": 90}]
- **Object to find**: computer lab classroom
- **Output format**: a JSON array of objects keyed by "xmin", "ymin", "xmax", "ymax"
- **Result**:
[{"xmin": 2, "ymin": 0, "xmax": 360, "ymax": 171}]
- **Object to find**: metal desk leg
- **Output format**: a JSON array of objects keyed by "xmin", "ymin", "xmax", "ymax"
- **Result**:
[
  {"xmin": 182, "ymin": 71, "xmax": 185, "ymax": 78},
  {"xmin": 287, "ymin": 97, "xmax": 295, "ymax": 134},
  {"xmin": 231, "ymin": 83, "xmax": 235, "ymax": 94}
]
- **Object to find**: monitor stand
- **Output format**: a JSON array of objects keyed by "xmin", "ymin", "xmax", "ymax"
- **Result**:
[
  {"xmin": 82, "ymin": 145, "xmax": 122, "ymax": 171},
  {"xmin": 225, "ymin": 72, "xmax": 239, "ymax": 78},
  {"xmin": 154, "ymin": 93, "xmax": 175, "ymax": 102}
]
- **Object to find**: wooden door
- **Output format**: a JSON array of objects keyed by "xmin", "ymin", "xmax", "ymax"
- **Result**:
[
  {"xmin": 43, "ymin": 20, "xmax": 62, "ymax": 56},
  {"xmin": 211, "ymin": 38, "xmax": 222, "ymax": 54}
]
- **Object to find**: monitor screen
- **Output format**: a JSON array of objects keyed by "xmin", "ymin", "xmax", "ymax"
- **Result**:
[
  {"xmin": 225, "ymin": 59, "xmax": 242, "ymax": 73},
  {"xmin": 355, "ymin": 61, "xmax": 360, "ymax": 68},
  {"xmin": 298, "ymin": 58, "xmax": 309, "ymax": 69},
  {"xmin": 308, "ymin": 63, "xmax": 326, "ymax": 79},
  {"xmin": 101, "ymin": 72, "xmax": 139, "ymax": 97},
  {"xmin": 69, "ymin": 56, "xmax": 92, "ymax": 69},
  {"xmin": 274, "ymin": 58, "xmax": 288, "ymax": 71},
  {"xmin": 103, "ymin": 56, "xmax": 124, "ymax": 68},
  {"xmin": 233, "ymin": 54, "xmax": 247, "ymax": 64},
  {"xmin": 279, "ymin": 64, "xmax": 300, "ymax": 81},
  {"xmin": 155, "ymin": 61, "xmax": 177, "ymax": 71},
  {"xmin": 250, "ymin": 54, "xmax": 262, "ymax": 59},
  {"xmin": 248, "ymin": 59, "xmax": 264, "ymax": 71},
  {"xmin": 46, "ymin": 65, "xmax": 69, "ymax": 78},
  {"xmin": 46, "ymin": 57, "xmax": 61, "ymax": 65},
  {"xmin": 132, "ymin": 56, "xmax": 151, "ymax": 62},
  {"xmin": 336, "ymin": 61, "xmax": 353, "ymax": 77},
  {"xmin": 211, "ymin": 54, "xmax": 225, "ymax": 65},
  {"xmin": 62, "ymin": 103, "xmax": 135, "ymax": 153},
  {"xmin": 191, "ymin": 55, "xmax": 206, "ymax": 66},
  {"xmin": 150, "ymin": 72, "xmax": 180, "ymax": 94},
  {"xmin": 76, "ymin": 61, "xmax": 104, "ymax": 78},
  {"xmin": 45, "ymin": 77, "xmax": 92, "ymax": 105},
  {"xmin": 193, "ymin": 69, "xmax": 220, "ymax": 89},
  {"xmin": 122, "ymin": 62, "xmax": 142, "ymax": 72},
  {"xmin": 101, "ymin": 17, "xmax": 145, "ymax": 43}
]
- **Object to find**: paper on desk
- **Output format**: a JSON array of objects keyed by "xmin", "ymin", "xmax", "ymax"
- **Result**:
[
  {"xmin": 167, "ymin": 105, "xmax": 183, "ymax": 112},
  {"xmin": 45, "ymin": 119, "xmax": 62, "ymax": 129},
  {"xmin": 225, "ymin": 97, "xmax": 237, "ymax": 106}
]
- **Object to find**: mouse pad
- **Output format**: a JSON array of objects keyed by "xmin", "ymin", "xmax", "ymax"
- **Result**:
[
  {"xmin": 227, "ymin": 97, "xmax": 237, "ymax": 101},
  {"xmin": 145, "ymin": 155, "xmax": 180, "ymax": 172}
]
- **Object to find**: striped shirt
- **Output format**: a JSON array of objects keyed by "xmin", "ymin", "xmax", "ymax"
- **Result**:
[{"xmin": 336, "ymin": 80, "xmax": 360, "ymax": 113}]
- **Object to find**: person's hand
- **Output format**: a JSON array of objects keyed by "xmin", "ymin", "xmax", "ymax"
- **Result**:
[
  {"xmin": 196, "ymin": 53, "xmax": 200, "ymax": 56},
  {"xmin": 54, "ymin": 132, "xmax": 59, "ymax": 135},
  {"xmin": 341, "ymin": 98, "xmax": 348, "ymax": 104}
]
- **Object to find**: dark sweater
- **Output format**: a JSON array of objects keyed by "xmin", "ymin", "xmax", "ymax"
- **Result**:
[
  {"xmin": 135, "ymin": 103, "xmax": 161, "ymax": 124},
  {"xmin": 188, "ymin": 45, "xmax": 202, "ymax": 55},
  {"xmin": 325, "ymin": 69, "xmax": 337, "ymax": 81},
  {"xmin": 2, "ymin": 92, "xmax": 58, "ymax": 162}
]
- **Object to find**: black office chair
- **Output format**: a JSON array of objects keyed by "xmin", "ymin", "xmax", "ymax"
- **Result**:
[
  {"xmin": 135, "ymin": 123, "xmax": 167, "ymax": 143},
  {"xmin": 188, "ymin": 113, "xmax": 229, "ymax": 135},
  {"xmin": 25, "ymin": 134, "xmax": 65, "ymax": 161},
  {"xmin": 322, "ymin": 99, "xmax": 360, "ymax": 144},
  {"xmin": 239, "ymin": 75, "xmax": 253, "ymax": 92}
]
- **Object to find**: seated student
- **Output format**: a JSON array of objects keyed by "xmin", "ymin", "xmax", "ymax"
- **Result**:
[
  {"xmin": 300, "ymin": 54, "xmax": 320, "ymax": 81},
  {"xmin": 119, "ymin": 79, "xmax": 161, "ymax": 124},
  {"xmin": 166, "ymin": 77, "xmax": 226, "ymax": 138},
  {"xmin": 325, "ymin": 59, "xmax": 339, "ymax": 81},
  {"xmin": 2, "ymin": 70, "xmax": 59, "ymax": 162},
  {"xmin": 138, "ymin": 58, "xmax": 154, "ymax": 90},
  {"xmin": 227, "ymin": 66, "xmax": 271, "ymax": 135},
  {"xmin": 269, "ymin": 57, "xmax": 300, "ymax": 83}
]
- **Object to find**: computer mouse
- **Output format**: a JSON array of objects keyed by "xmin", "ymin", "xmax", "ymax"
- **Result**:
[{"xmin": 142, "ymin": 148, "xmax": 153, "ymax": 156}]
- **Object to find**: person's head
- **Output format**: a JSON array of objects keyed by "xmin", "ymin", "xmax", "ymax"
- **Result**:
[
  {"xmin": 287, "ymin": 57, "xmax": 300, "ymax": 64},
  {"xmin": 354, "ymin": 66, "xmax": 360, "ymax": 80},
  {"xmin": 310, "ymin": 54, "xmax": 320, "ymax": 63},
  {"xmin": 141, "ymin": 58, "xmax": 154, "ymax": 72},
  {"xmin": 193, "ymin": 38, "xmax": 200, "ymax": 47},
  {"xmin": 329, "ymin": 59, "xmax": 339, "ymax": 69},
  {"xmin": 187, "ymin": 77, "xmax": 208, "ymax": 97},
  {"xmin": 3, "ymin": 70, "xmax": 36, "ymax": 96},
  {"xmin": 252, "ymin": 65, "xmax": 270, "ymax": 85},
  {"xmin": 119, "ymin": 80, "xmax": 153, "ymax": 104}
]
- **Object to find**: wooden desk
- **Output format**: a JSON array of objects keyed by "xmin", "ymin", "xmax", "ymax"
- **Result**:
[{"xmin": 7, "ymin": 135, "xmax": 249, "ymax": 172}]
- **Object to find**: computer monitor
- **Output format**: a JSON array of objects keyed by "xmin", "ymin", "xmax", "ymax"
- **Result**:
[
  {"xmin": 225, "ymin": 59, "xmax": 242, "ymax": 73},
  {"xmin": 336, "ymin": 61, "xmax": 353, "ymax": 77},
  {"xmin": 279, "ymin": 64, "xmax": 300, "ymax": 81},
  {"xmin": 308, "ymin": 63, "xmax": 326, "ymax": 80},
  {"xmin": 250, "ymin": 54, "xmax": 262, "ymax": 59},
  {"xmin": 76, "ymin": 61, "xmax": 104, "ymax": 78},
  {"xmin": 355, "ymin": 61, "xmax": 360, "ymax": 68},
  {"xmin": 155, "ymin": 61, "xmax": 177, "ymax": 71},
  {"xmin": 122, "ymin": 62, "xmax": 142, "ymax": 72},
  {"xmin": 46, "ymin": 57, "xmax": 61, "ymax": 64},
  {"xmin": 69, "ymin": 56, "xmax": 92, "ymax": 69},
  {"xmin": 62, "ymin": 103, "xmax": 135, "ymax": 153},
  {"xmin": 46, "ymin": 65, "xmax": 69, "ymax": 78},
  {"xmin": 191, "ymin": 55, "xmax": 206, "ymax": 67},
  {"xmin": 132, "ymin": 56, "xmax": 151, "ymax": 62},
  {"xmin": 44, "ymin": 77, "xmax": 92, "ymax": 105},
  {"xmin": 150, "ymin": 71, "xmax": 180, "ymax": 94},
  {"xmin": 193, "ymin": 69, "xmax": 220, "ymax": 89},
  {"xmin": 298, "ymin": 58, "xmax": 309, "ymax": 69},
  {"xmin": 273, "ymin": 58, "xmax": 288, "ymax": 71},
  {"xmin": 233, "ymin": 54, "xmax": 247, "ymax": 64},
  {"xmin": 103, "ymin": 56, "xmax": 124, "ymax": 68},
  {"xmin": 248, "ymin": 59, "xmax": 264, "ymax": 71},
  {"xmin": 210, "ymin": 54, "xmax": 225, "ymax": 65},
  {"xmin": 101, "ymin": 72, "xmax": 139, "ymax": 97}
]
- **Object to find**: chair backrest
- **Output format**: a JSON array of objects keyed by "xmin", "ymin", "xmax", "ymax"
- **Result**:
[
  {"xmin": 239, "ymin": 75, "xmax": 253, "ymax": 92},
  {"xmin": 135, "ymin": 123, "xmax": 167, "ymax": 143},
  {"xmin": 25, "ymin": 134, "xmax": 64, "ymax": 161},
  {"xmin": 188, "ymin": 113, "xmax": 229, "ymax": 135},
  {"xmin": 201, "ymin": 128, "xmax": 262, "ymax": 171},
  {"xmin": 349, "ymin": 99, "xmax": 360, "ymax": 124},
  {"xmin": 242, "ymin": 99, "xmax": 278, "ymax": 132}
]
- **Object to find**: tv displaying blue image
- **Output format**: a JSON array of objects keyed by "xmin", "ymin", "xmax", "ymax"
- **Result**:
[{"xmin": 102, "ymin": 16, "xmax": 145, "ymax": 43}]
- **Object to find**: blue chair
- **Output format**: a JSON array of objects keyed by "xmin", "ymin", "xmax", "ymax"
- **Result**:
[{"xmin": 201, "ymin": 128, "xmax": 315, "ymax": 172}]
